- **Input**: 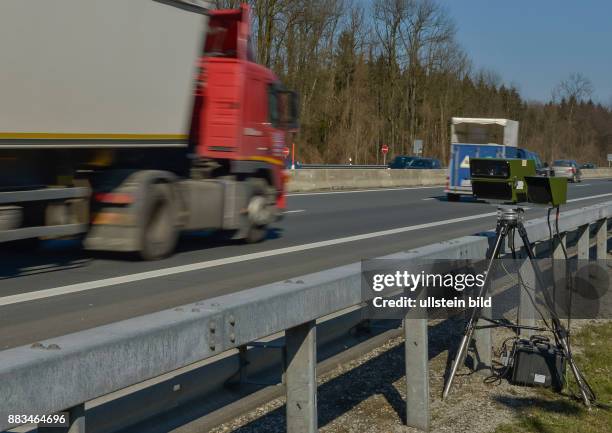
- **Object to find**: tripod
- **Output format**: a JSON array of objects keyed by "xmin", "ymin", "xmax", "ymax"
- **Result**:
[{"xmin": 441, "ymin": 207, "xmax": 595, "ymax": 407}]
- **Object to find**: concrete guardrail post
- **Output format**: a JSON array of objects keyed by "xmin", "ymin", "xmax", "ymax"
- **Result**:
[
  {"xmin": 518, "ymin": 255, "xmax": 537, "ymax": 338},
  {"xmin": 473, "ymin": 248, "xmax": 494, "ymax": 375},
  {"xmin": 404, "ymin": 306, "xmax": 429, "ymax": 431},
  {"xmin": 577, "ymin": 225, "xmax": 589, "ymax": 260},
  {"xmin": 553, "ymin": 232, "xmax": 567, "ymax": 259},
  {"xmin": 474, "ymin": 303, "xmax": 492, "ymax": 375},
  {"xmin": 596, "ymin": 218, "xmax": 608, "ymax": 259},
  {"xmin": 285, "ymin": 321, "xmax": 317, "ymax": 433}
]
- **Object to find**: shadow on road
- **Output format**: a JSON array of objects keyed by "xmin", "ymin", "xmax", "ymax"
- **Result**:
[
  {"xmin": 0, "ymin": 239, "xmax": 91, "ymax": 280},
  {"xmin": 0, "ymin": 227, "xmax": 285, "ymax": 280}
]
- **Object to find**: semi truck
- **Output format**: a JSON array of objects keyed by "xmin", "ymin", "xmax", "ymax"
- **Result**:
[{"xmin": 0, "ymin": 0, "xmax": 298, "ymax": 259}]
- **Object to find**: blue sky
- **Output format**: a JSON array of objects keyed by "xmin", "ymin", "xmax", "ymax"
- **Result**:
[{"xmin": 437, "ymin": 0, "xmax": 611, "ymax": 103}]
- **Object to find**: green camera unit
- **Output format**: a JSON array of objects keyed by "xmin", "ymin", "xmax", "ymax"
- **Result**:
[
  {"xmin": 470, "ymin": 158, "xmax": 568, "ymax": 206},
  {"xmin": 525, "ymin": 176, "xmax": 567, "ymax": 206},
  {"xmin": 470, "ymin": 158, "xmax": 536, "ymax": 203}
]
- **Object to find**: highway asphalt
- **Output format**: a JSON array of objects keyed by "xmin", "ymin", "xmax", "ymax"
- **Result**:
[{"xmin": 1, "ymin": 179, "xmax": 611, "ymax": 349}]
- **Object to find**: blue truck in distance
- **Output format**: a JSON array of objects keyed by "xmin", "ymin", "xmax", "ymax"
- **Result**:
[{"xmin": 445, "ymin": 118, "xmax": 545, "ymax": 201}]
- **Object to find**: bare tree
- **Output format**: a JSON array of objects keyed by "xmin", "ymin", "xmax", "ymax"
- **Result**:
[
  {"xmin": 552, "ymin": 72, "xmax": 594, "ymax": 103},
  {"xmin": 399, "ymin": 0, "xmax": 455, "ymax": 153}
]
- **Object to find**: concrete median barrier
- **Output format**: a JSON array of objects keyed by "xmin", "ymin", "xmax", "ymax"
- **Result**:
[
  {"xmin": 287, "ymin": 169, "xmax": 448, "ymax": 192},
  {"xmin": 581, "ymin": 168, "xmax": 612, "ymax": 179},
  {"xmin": 286, "ymin": 168, "xmax": 612, "ymax": 192}
]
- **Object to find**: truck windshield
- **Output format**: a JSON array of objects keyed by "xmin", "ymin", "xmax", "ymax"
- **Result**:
[{"xmin": 204, "ymin": 16, "xmax": 238, "ymax": 58}]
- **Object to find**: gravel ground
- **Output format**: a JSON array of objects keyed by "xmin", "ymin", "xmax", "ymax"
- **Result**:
[{"xmin": 208, "ymin": 315, "xmax": 606, "ymax": 433}]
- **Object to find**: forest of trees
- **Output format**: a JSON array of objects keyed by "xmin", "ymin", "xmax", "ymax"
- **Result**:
[{"xmin": 213, "ymin": 0, "xmax": 612, "ymax": 165}]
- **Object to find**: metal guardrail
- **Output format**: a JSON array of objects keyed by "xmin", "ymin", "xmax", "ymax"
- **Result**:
[{"xmin": 1, "ymin": 202, "xmax": 610, "ymax": 433}]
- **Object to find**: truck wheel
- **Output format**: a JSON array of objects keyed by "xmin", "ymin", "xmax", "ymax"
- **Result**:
[
  {"xmin": 245, "ymin": 179, "xmax": 273, "ymax": 243},
  {"xmin": 447, "ymin": 193, "xmax": 460, "ymax": 202},
  {"xmin": 140, "ymin": 183, "xmax": 178, "ymax": 260}
]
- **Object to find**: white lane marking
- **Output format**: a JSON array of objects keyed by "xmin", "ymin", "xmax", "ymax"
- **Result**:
[
  {"xmin": 284, "ymin": 209, "xmax": 305, "ymax": 214},
  {"xmin": 574, "ymin": 184, "xmax": 591, "ymax": 187},
  {"xmin": 568, "ymin": 192, "xmax": 612, "ymax": 203},
  {"xmin": 0, "ymin": 211, "xmax": 497, "ymax": 307},
  {"xmin": 287, "ymin": 186, "xmax": 443, "ymax": 196},
  {"xmin": 422, "ymin": 198, "xmax": 435, "ymax": 201}
]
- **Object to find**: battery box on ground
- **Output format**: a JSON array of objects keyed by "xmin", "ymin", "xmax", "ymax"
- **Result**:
[{"xmin": 510, "ymin": 336, "xmax": 566, "ymax": 392}]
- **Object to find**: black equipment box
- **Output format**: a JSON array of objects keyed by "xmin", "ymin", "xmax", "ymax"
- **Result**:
[{"xmin": 510, "ymin": 337, "xmax": 566, "ymax": 392}]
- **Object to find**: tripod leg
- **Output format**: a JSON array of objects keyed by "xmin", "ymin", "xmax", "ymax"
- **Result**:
[
  {"xmin": 442, "ymin": 224, "xmax": 509, "ymax": 399},
  {"xmin": 516, "ymin": 225, "xmax": 592, "ymax": 407}
]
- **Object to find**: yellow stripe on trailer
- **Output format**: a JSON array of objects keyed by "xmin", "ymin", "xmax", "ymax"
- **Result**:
[
  {"xmin": 248, "ymin": 156, "xmax": 284, "ymax": 167},
  {"xmin": 0, "ymin": 133, "xmax": 188, "ymax": 140}
]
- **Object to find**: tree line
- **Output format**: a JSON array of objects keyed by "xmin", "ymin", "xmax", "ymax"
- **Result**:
[{"xmin": 212, "ymin": 0, "xmax": 612, "ymax": 165}]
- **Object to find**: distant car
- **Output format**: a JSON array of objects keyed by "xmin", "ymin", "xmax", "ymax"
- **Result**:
[
  {"xmin": 581, "ymin": 162, "xmax": 597, "ymax": 169},
  {"xmin": 388, "ymin": 155, "xmax": 418, "ymax": 169},
  {"xmin": 407, "ymin": 157, "xmax": 442, "ymax": 169},
  {"xmin": 552, "ymin": 159, "xmax": 581, "ymax": 182}
]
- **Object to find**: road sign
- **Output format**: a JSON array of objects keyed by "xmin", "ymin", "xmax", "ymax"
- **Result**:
[
  {"xmin": 282, "ymin": 147, "xmax": 290, "ymax": 157},
  {"xmin": 381, "ymin": 144, "xmax": 389, "ymax": 155},
  {"xmin": 413, "ymin": 139, "xmax": 423, "ymax": 156}
]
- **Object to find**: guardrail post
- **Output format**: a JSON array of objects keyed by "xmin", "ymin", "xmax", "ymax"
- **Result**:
[
  {"xmin": 596, "ymin": 218, "xmax": 608, "ymax": 259},
  {"xmin": 38, "ymin": 404, "xmax": 85, "ymax": 433},
  {"xmin": 519, "ymin": 257, "xmax": 537, "ymax": 338},
  {"xmin": 577, "ymin": 225, "xmax": 589, "ymax": 260},
  {"xmin": 285, "ymin": 321, "xmax": 317, "ymax": 433},
  {"xmin": 474, "ymin": 306, "xmax": 492, "ymax": 376},
  {"xmin": 404, "ymin": 313, "xmax": 429, "ymax": 431},
  {"xmin": 472, "ymin": 236, "xmax": 495, "ymax": 377},
  {"xmin": 553, "ymin": 232, "xmax": 567, "ymax": 259}
]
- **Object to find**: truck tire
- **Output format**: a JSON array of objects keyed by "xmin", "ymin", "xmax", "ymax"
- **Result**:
[
  {"xmin": 139, "ymin": 183, "xmax": 178, "ymax": 260},
  {"xmin": 245, "ymin": 178, "xmax": 273, "ymax": 243},
  {"xmin": 447, "ymin": 193, "xmax": 460, "ymax": 202}
]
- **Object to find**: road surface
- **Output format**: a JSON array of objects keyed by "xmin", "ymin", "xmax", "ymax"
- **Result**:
[{"xmin": 0, "ymin": 179, "xmax": 611, "ymax": 349}]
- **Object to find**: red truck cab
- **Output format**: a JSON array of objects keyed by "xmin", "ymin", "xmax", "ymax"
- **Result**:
[{"xmin": 194, "ymin": 4, "xmax": 298, "ymax": 207}]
